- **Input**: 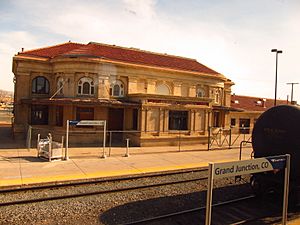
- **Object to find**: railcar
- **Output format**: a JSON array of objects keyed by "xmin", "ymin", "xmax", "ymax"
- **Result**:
[{"xmin": 250, "ymin": 105, "xmax": 300, "ymax": 203}]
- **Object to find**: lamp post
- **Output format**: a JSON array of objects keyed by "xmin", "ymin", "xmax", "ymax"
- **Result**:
[
  {"xmin": 286, "ymin": 82, "xmax": 299, "ymax": 104},
  {"xmin": 271, "ymin": 49, "xmax": 283, "ymax": 106}
]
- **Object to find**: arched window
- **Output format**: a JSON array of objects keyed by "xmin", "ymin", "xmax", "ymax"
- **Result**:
[
  {"xmin": 32, "ymin": 76, "xmax": 49, "ymax": 94},
  {"xmin": 196, "ymin": 87, "xmax": 205, "ymax": 97},
  {"xmin": 57, "ymin": 77, "xmax": 64, "ymax": 95},
  {"xmin": 78, "ymin": 77, "xmax": 94, "ymax": 95},
  {"xmin": 110, "ymin": 80, "xmax": 124, "ymax": 97},
  {"xmin": 156, "ymin": 83, "xmax": 170, "ymax": 95}
]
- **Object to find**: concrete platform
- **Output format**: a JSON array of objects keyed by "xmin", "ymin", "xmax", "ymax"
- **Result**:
[{"xmin": 0, "ymin": 144, "xmax": 253, "ymax": 188}]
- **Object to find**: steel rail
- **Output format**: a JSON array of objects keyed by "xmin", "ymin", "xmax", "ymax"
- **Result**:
[
  {"xmin": 0, "ymin": 175, "xmax": 210, "ymax": 207},
  {"xmin": 123, "ymin": 195, "xmax": 256, "ymax": 225}
]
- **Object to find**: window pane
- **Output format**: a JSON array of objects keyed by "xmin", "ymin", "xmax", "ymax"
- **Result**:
[
  {"xmin": 31, "ymin": 105, "xmax": 49, "ymax": 125},
  {"xmin": 83, "ymin": 82, "xmax": 90, "ymax": 94},
  {"xmin": 113, "ymin": 84, "xmax": 120, "ymax": 96},
  {"xmin": 36, "ymin": 77, "xmax": 44, "ymax": 93},
  {"xmin": 169, "ymin": 111, "xmax": 188, "ymax": 130},
  {"xmin": 32, "ymin": 77, "xmax": 49, "ymax": 94},
  {"xmin": 231, "ymin": 118, "xmax": 236, "ymax": 126}
]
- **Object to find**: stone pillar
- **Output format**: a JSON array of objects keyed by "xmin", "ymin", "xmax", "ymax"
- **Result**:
[
  {"xmin": 189, "ymin": 110, "xmax": 193, "ymax": 134},
  {"xmin": 141, "ymin": 107, "xmax": 148, "ymax": 133},
  {"xmin": 158, "ymin": 108, "xmax": 164, "ymax": 135},
  {"xmin": 192, "ymin": 110, "xmax": 196, "ymax": 133},
  {"xmin": 204, "ymin": 110, "xmax": 211, "ymax": 135},
  {"xmin": 164, "ymin": 109, "xmax": 168, "ymax": 132}
]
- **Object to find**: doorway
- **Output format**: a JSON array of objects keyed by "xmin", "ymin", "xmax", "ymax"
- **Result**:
[{"xmin": 108, "ymin": 108, "xmax": 124, "ymax": 144}]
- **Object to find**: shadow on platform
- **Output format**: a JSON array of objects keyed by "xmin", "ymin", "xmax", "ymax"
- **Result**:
[{"xmin": 0, "ymin": 124, "xmax": 26, "ymax": 149}]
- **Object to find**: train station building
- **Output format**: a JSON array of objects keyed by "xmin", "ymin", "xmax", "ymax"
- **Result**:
[
  {"xmin": 229, "ymin": 94, "xmax": 290, "ymax": 134},
  {"xmin": 12, "ymin": 41, "xmax": 234, "ymax": 146}
]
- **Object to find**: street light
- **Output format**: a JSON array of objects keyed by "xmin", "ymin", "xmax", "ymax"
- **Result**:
[
  {"xmin": 271, "ymin": 49, "xmax": 283, "ymax": 106},
  {"xmin": 286, "ymin": 82, "xmax": 299, "ymax": 104}
]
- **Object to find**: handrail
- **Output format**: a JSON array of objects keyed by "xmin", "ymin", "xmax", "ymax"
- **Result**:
[{"xmin": 239, "ymin": 140, "xmax": 252, "ymax": 160}]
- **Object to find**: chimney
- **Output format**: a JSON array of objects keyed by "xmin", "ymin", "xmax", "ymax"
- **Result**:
[{"xmin": 262, "ymin": 98, "xmax": 266, "ymax": 108}]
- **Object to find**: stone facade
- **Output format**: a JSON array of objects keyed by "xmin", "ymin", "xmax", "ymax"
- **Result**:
[{"xmin": 12, "ymin": 42, "xmax": 233, "ymax": 146}]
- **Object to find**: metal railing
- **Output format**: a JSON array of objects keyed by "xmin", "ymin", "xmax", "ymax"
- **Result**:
[
  {"xmin": 26, "ymin": 125, "xmax": 252, "ymax": 159},
  {"xmin": 208, "ymin": 126, "xmax": 252, "ymax": 150}
]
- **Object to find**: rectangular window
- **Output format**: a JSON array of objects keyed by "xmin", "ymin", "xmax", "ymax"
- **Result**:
[
  {"xmin": 230, "ymin": 118, "xmax": 236, "ymax": 127},
  {"xmin": 31, "ymin": 105, "xmax": 49, "ymax": 125},
  {"xmin": 168, "ymin": 110, "xmax": 188, "ymax": 130},
  {"xmin": 239, "ymin": 118, "xmax": 250, "ymax": 134}
]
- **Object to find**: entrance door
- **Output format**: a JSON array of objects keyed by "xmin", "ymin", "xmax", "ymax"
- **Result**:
[
  {"xmin": 213, "ymin": 111, "xmax": 220, "ymax": 127},
  {"xmin": 108, "ymin": 108, "xmax": 124, "ymax": 144}
]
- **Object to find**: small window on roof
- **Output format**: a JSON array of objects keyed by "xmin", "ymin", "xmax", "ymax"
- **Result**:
[{"xmin": 196, "ymin": 87, "xmax": 205, "ymax": 97}]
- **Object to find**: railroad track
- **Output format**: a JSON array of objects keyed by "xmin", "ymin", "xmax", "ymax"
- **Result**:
[
  {"xmin": 0, "ymin": 167, "xmax": 263, "ymax": 224},
  {"xmin": 0, "ymin": 167, "xmax": 210, "ymax": 207},
  {"xmin": 123, "ymin": 195, "xmax": 300, "ymax": 225}
]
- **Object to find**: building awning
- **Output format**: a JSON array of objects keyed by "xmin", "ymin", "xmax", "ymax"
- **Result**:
[
  {"xmin": 213, "ymin": 105, "xmax": 244, "ymax": 112},
  {"xmin": 20, "ymin": 97, "xmax": 141, "ymax": 107},
  {"xmin": 128, "ymin": 93, "xmax": 212, "ymax": 106}
]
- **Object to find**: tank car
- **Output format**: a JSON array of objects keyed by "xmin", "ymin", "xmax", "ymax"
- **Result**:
[{"xmin": 250, "ymin": 105, "xmax": 300, "ymax": 201}]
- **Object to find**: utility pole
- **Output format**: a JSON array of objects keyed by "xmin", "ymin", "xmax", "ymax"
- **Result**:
[
  {"xmin": 286, "ymin": 82, "xmax": 299, "ymax": 103},
  {"xmin": 271, "ymin": 49, "xmax": 283, "ymax": 106}
]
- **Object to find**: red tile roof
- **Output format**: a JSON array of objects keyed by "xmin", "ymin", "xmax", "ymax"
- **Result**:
[
  {"xmin": 230, "ymin": 95, "xmax": 289, "ymax": 112},
  {"xmin": 19, "ymin": 42, "xmax": 85, "ymax": 59},
  {"xmin": 17, "ymin": 42, "xmax": 220, "ymax": 75}
]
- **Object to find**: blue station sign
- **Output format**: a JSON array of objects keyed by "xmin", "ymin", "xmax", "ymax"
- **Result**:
[{"xmin": 68, "ymin": 120, "xmax": 105, "ymax": 126}]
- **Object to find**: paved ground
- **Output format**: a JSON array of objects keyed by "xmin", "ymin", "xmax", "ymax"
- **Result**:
[
  {"xmin": 0, "ymin": 144, "xmax": 253, "ymax": 188},
  {"xmin": 0, "ymin": 124, "xmax": 253, "ymax": 188},
  {"xmin": 1, "ymin": 124, "xmax": 300, "ymax": 224}
]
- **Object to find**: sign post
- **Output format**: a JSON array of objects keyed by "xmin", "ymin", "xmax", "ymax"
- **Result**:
[
  {"xmin": 65, "ymin": 120, "xmax": 70, "ymax": 160},
  {"xmin": 65, "ymin": 120, "xmax": 107, "ymax": 160},
  {"xmin": 205, "ymin": 154, "xmax": 290, "ymax": 225},
  {"xmin": 205, "ymin": 163, "xmax": 214, "ymax": 225},
  {"xmin": 282, "ymin": 154, "xmax": 290, "ymax": 225}
]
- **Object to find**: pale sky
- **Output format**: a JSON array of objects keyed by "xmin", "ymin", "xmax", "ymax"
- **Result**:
[{"xmin": 1, "ymin": 0, "xmax": 300, "ymax": 102}]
